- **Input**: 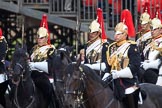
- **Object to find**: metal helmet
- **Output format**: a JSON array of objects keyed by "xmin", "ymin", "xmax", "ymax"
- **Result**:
[
  {"xmin": 140, "ymin": 12, "xmax": 151, "ymax": 25},
  {"xmin": 37, "ymin": 27, "xmax": 48, "ymax": 38},
  {"xmin": 151, "ymin": 18, "xmax": 161, "ymax": 30},
  {"xmin": 89, "ymin": 20, "xmax": 101, "ymax": 33},
  {"xmin": 140, "ymin": 1, "xmax": 151, "ymax": 25},
  {"xmin": 115, "ymin": 22, "xmax": 128, "ymax": 35}
]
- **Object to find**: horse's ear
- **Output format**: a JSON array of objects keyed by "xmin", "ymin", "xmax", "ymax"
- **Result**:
[
  {"xmin": 60, "ymin": 52, "xmax": 64, "ymax": 60},
  {"xmin": 15, "ymin": 43, "xmax": 21, "ymax": 50},
  {"xmin": 22, "ymin": 44, "xmax": 27, "ymax": 52}
]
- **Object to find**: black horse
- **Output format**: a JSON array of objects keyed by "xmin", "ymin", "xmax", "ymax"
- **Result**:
[
  {"xmin": 8, "ymin": 45, "xmax": 51, "ymax": 108},
  {"xmin": 48, "ymin": 45, "xmax": 74, "ymax": 108},
  {"xmin": 0, "ymin": 79, "xmax": 9, "ymax": 108},
  {"xmin": 63, "ymin": 61, "xmax": 162, "ymax": 108}
]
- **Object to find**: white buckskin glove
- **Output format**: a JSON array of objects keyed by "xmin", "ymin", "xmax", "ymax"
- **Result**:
[
  {"xmin": 102, "ymin": 73, "xmax": 110, "ymax": 81},
  {"xmin": 84, "ymin": 62, "xmax": 106, "ymax": 72},
  {"xmin": 29, "ymin": 62, "xmax": 36, "ymax": 70},
  {"xmin": 29, "ymin": 62, "xmax": 48, "ymax": 73},
  {"xmin": 111, "ymin": 67, "xmax": 133, "ymax": 79},
  {"xmin": 141, "ymin": 59, "xmax": 161, "ymax": 70},
  {"xmin": 111, "ymin": 70, "xmax": 119, "ymax": 79}
]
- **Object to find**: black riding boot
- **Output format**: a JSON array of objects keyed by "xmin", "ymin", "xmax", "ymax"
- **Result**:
[{"xmin": 122, "ymin": 89, "xmax": 139, "ymax": 108}]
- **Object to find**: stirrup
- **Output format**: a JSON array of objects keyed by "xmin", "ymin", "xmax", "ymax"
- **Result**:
[{"xmin": 138, "ymin": 92, "xmax": 143, "ymax": 105}]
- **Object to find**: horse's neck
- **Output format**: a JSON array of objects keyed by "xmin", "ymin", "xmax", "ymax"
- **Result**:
[
  {"xmin": 84, "ymin": 78, "xmax": 114, "ymax": 108},
  {"xmin": 17, "ymin": 78, "xmax": 35, "ymax": 98}
]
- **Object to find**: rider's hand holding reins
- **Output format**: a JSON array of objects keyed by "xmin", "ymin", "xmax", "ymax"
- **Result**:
[
  {"xmin": 111, "ymin": 67, "xmax": 133, "ymax": 79},
  {"xmin": 140, "ymin": 59, "xmax": 161, "ymax": 70}
]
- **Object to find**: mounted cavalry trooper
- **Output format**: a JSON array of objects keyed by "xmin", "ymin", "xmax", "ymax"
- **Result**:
[
  {"xmin": 141, "ymin": 11, "xmax": 162, "ymax": 85},
  {"xmin": 84, "ymin": 19, "xmax": 103, "ymax": 64},
  {"xmin": 83, "ymin": 8, "xmax": 114, "ymax": 78},
  {"xmin": 0, "ymin": 28, "xmax": 9, "ymax": 108},
  {"xmin": 0, "ymin": 28, "xmax": 8, "ymax": 82},
  {"xmin": 29, "ymin": 14, "xmax": 55, "ymax": 106},
  {"xmin": 136, "ymin": 2, "xmax": 152, "ymax": 61},
  {"xmin": 82, "ymin": 19, "xmax": 108, "ymax": 77},
  {"xmin": 104, "ymin": 9, "xmax": 140, "ymax": 108}
]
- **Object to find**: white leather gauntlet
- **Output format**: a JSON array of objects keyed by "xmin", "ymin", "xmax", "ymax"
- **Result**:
[
  {"xmin": 141, "ymin": 59, "xmax": 161, "ymax": 70},
  {"xmin": 111, "ymin": 67, "xmax": 133, "ymax": 79}
]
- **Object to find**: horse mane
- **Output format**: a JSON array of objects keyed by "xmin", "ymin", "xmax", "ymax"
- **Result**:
[
  {"xmin": 65, "ymin": 63, "xmax": 104, "ymax": 85},
  {"xmin": 80, "ymin": 64, "xmax": 104, "ymax": 84},
  {"xmin": 57, "ymin": 44, "xmax": 75, "ymax": 62}
]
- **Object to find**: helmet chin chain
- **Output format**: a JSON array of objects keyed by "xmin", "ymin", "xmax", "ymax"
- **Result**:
[{"xmin": 87, "ymin": 35, "xmax": 100, "ymax": 45}]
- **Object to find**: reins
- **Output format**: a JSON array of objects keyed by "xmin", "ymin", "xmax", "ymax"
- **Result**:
[
  {"xmin": 13, "ymin": 80, "xmax": 36, "ymax": 108},
  {"xmin": 11, "ymin": 62, "xmax": 36, "ymax": 108}
]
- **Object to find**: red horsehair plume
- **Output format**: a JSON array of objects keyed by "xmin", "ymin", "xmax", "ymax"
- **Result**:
[
  {"xmin": 121, "ymin": 9, "xmax": 135, "ymax": 38},
  {"xmin": 155, "ymin": 5, "xmax": 162, "ymax": 21},
  {"xmin": 96, "ymin": 8, "xmax": 108, "ymax": 41},
  {"xmin": 0, "ymin": 28, "xmax": 2, "ymax": 39},
  {"xmin": 40, "ymin": 14, "xmax": 50, "ymax": 44},
  {"xmin": 142, "ymin": 1, "xmax": 151, "ymax": 16}
]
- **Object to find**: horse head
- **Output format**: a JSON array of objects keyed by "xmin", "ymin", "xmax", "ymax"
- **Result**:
[
  {"xmin": 63, "ymin": 63, "xmax": 84, "ymax": 108},
  {"xmin": 63, "ymin": 62, "xmax": 104, "ymax": 108},
  {"xmin": 10, "ymin": 44, "xmax": 30, "ymax": 85},
  {"xmin": 63, "ymin": 62, "xmax": 113, "ymax": 108},
  {"xmin": 49, "ymin": 45, "xmax": 74, "ymax": 79},
  {"xmin": 47, "ymin": 45, "xmax": 74, "ymax": 108}
]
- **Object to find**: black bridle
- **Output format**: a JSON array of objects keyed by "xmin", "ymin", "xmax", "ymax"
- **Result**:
[
  {"xmin": 10, "ymin": 61, "xmax": 36, "ymax": 108},
  {"xmin": 64, "ymin": 65, "xmax": 115, "ymax": 108},
  {"xmin": 10, "ymin": 62, "xmax": 29, "ymax": 85},
  {"xmin": 64, "ymin": 66, "xmax": 86, "ymax": 108}
]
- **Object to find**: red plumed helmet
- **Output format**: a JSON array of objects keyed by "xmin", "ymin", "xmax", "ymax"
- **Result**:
[
  {"xmin": 120, "ymin": 9, "xmax": 135, "ymax": 38},
  {"xmin": 40, "ymin": 14, "xmax": 50, "ymax": 44},
  {"xmin": 0, "ymin": 28, "xmax": 2, "ymax": 39},
  {"xmin": 155, "ymin": 5, "xmax": 162, "ymax": 21},
  {"xmin": 142, "ymin": 1, "xmax": 151, "ymax": 16},
  {"xmin": 96, "ymin": 8, "xmax": 107, "ymax": 41}
]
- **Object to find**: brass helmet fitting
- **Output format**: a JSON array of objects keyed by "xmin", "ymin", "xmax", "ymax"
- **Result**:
[
  {"xmin": 115, "ymin": 22, "xmax": 128, "ymax": 35},
  {"xmin": 37, "ymin": 27, "xmax": 48, "ymax": 38},
  {"xmin": 89, "ymin": 20, "xmax": 101, "ymax": 33},
  {"xmin": 140, "ymin": 12, "xmax": 151, "ymax": 25},
  {"xmin": 151, "ymin": 18, "xmax": 161, "ymax": 30}
]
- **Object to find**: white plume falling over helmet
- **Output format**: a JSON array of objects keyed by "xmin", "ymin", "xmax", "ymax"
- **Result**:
[
  {"xmin": 89, "ymin": 19, "xmax": 101, "ymax": 33},
  {"xmin": 37, "ymin": 27, "xmax": 48, "ymax": 38}
]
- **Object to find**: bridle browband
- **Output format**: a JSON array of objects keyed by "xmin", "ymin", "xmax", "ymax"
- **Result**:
[{"xmin": 64, "ymin": 66, "xmax": 86, "ymax": 107}]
